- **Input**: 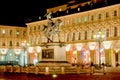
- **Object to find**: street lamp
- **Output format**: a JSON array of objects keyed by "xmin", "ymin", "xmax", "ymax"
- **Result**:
[
  {"xmin": 21, "ymin": 41, "xmax": 27, "ymax": 67},
  {"xmin": 93, "ymin": 29, "xmax": 106, "ymax": 68}
]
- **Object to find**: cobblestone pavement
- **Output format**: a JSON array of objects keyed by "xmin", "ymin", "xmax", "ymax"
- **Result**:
[{"xmin": 0, "ymin": 72, "xmax": 120, "ymax": 80}]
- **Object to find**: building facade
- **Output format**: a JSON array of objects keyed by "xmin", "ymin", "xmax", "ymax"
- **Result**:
[
  {"xmin": 26, "ymin": 4, "xmax": 120, "ymax": 67},
  {"xmin": 0, "ymin": 25, "xmax": 28, "ymax": 66},
  {"xmin": 0, "ymin": 4, "xmax": 119, "ymax": 67}
]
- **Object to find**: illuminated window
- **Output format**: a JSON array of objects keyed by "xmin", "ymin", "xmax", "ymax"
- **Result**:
[
  {"xmin": 78, "ymin": 7, "xmax": 80, "ymax": 11},
  {"xmin": 2, "ymin": 29, "xmax": 5, "ymax": 34},
  {"xmin": 66, "ymin": 9, "xmax": 69, "ymax": 13},
  {"xmin": 23, "ymin": 31, "xmax": 26, "ymax": 36},
  {"xmin": 10, "ymin": 30, "xmax": 13, "ymax": 35},
  {"xmin": 39, "ymin": 16, "xmax": 41, "ymax": 20},
  {"xmin": 59, "ymin": 8, "xmax": 62, "ymax": 12},
  {"xmin": 78, "ymin": 18, "xmax": 81, "ymax": 23},
  {"xmin": 67, "ymin": 20, "xmax": 70, "ymax": 24},
  {"xmin": 84, "ymin": 16, "xmax": 87, "ymax": 22},
  {"xmin": 16, "ymin": 30, "xmax": 19, "ymax": 35}
]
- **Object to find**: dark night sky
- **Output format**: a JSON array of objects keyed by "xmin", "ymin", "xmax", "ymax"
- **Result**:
[
  {"xmin": 0, "ymin": 0, "xmax": 70, "ymax": 27},
  {"xmin": 1, "ymin": 0, "xmax": 116, "ymax": 27}
]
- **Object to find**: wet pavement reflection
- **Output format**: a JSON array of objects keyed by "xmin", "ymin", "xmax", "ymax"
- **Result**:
[{"xmin": 0, "ymin": 72, "xmax": 120, "ymax": 80}]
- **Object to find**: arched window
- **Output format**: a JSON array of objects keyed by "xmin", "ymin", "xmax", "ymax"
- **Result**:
[
  {"xmin": 106, "ymin": 12, "xmax": 109, "ymax": 18},
  {"xmin": 72, "ymin": 32, "xmax": 75, "ymax": 41},
  {"xmin": 10, "ymin": 41, "xmax": 12, "ymax": 46},
  {"xmin": 98, "ymin": 14, "xmax": 101, "ymax": 19},
  {"xmin": 114, "ymin": 27, "xmax": 117, "ymax": 37},
  {"xmin": 10, "ymin": 30, "xmax": 13, "ymax": 35},
  {"xmin": 78, "ymin": 32, "xmax": 81, "ymax": 40},
  {"xmin": 85, "ymin": 31, "xmax": 87, "ymax": 40},
  {"xmin": 2, "ymin": 29, "xmax": 6, "ymax": 37},
  {"xmin": 2, "ymin": 42, "xmax": 5, "ymax": 46},
  {"xmin": 16, "ymin": 42, "xmax": 19, "ymax": 46},
  {"xmin": 34, "ymin": 26, "xmax": 36, "ymax": 30},
  {"xmin": 23, "ymin": 31, "xmax": 26, "ymax": 36},
  {"xmin": 106, "ymin": 29, "xmax": 109, "ymax": 37},
  {"xmin": 84, "ymin": 16, "xmax": 88, "ymax": 22},
  {"xmin": 16, "ymin": 30, "xmax": 20, "ymax": 37},
  {"xmin": 2, "ymin": 29, "xmax": 5, "ymax": 34},
  {"xmin": 91, "ymin": 15, "xmax": 94, "ymax": 21},
  {"xmin": 67, "ymin": 33, "xmax": 69, "ymax": 41},
  {"xmin": 114, "ymin": 10, "xmax": 117, "ymax": 16},
  {"xmin": 38, "ymin": 26, "xmax": 40, "ymax": 30},
  {"xmin": 78, "ymin": 18, "xmax": 81, "ymax": 23},
  {"xmin": 91, "ymin": 30, "xmax": 94, "ymax": 39}
]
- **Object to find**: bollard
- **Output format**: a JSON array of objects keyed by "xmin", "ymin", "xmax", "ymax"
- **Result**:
[
  {"xmin": 77, "ymin": 67, "xmax": 80, "ymax": 74},
  {"xmin": 3, "ymin": 66, "xmax": 6, "ymax": 72},
  {"xmin": 45, "ymin": 67, "xmax": 49, "ymax": 75},
  {"xmin": 61, "ymin": 67, "xmax": 64, "ymax": 74},
  {"xmin": 103, "ymin": 66, "xmax": 106, "ymax": 74},
  {"xmin": 11, "ymin": 66, "xmax": 13, "ymax": 73},
  {"xmin": 18, "ymin": 66, "xmax": 20, "ymax": 73},
  {"xmin": 90, "ymin": 66, "xmax": 94, "ymax": 75},
  {"xmin": 26, "ymin": 67, "xmax": 29, "ymax": 73},
  {"xmin": 35, "ymin": 67, "xmax": 39, "ymax": 74}
]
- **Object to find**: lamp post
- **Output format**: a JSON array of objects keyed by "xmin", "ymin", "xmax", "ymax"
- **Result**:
[
  {"xmin": 21, "ymin": 41, "xmax": 27, "ymax": 67},
  {"xmin": 93, "ymin": 29, "xmax": 105, "ymax": 68}
]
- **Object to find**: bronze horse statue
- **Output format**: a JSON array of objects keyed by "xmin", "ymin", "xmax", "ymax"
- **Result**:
[{"xmin": 41, "ymin": 12, "xmax": 62, "ymax": 43}]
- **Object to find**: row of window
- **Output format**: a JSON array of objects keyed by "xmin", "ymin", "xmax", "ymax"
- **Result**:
[
  {"xmin": 30, "ymin": 26, "xmax": 119, "ymax": 45},
  {"xmin": 28, "ymin": 9, "xmax": 119, "ymax": 33},
  {"xmin": 0, "ymin": 29, "xmax": 26, "ymax": 37},
  {"xmin": 63, "ymin": 10, "xmax": 118, "ymax": 25},
  {"xmin": 1, "ymin": 41, "xmax": 20, "ymax": 47}
]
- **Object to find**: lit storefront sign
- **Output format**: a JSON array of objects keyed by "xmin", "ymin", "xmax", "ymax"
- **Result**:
[
  {"xmin": 88, "ymin": 42, "xmax": 96, "ymax": 50},
  {"xmin": 28, "ymin": 47, "xmax": 33, "ymax": 53},
  {"xmin": 0, "ymin": 48, "xmax": 7, "ymax": 54},
  {"xmin": 14, "ymin": 49, "xmax": 21, "ymax": 55},
  {"xmin": 66, "ymin": 44, "xmax": 71, "ymax": 51},
  {"xmin": 36, "ymin": 46, "xmax": 41, "ymax": 53},
  {"xmin": 103, "ymin": 41, "xmax": 111, "ymax": 49},
  {"xmin": 76, "ymin": 43, "xmax": 83, "ymax": 51}
]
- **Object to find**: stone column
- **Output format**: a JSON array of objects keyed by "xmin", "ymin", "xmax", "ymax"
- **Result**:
[
  {"xmin": 104, "ymin": 49, "xmax": 110, "ymax": 66},
  {"xmin": 38, "ymin": 52, "xmax": 41, "ymax": 62},
  {"xmin": 66, "ymin": 51, "xmax": 70, "ymax": 63},
  {"xmin": 61, "ymin": 67, "xmax": 65, "ymax": 74},
  {"xmin": 118, "ymin": 51, "xmax": 120, "ymax": 65},
  {"xmin": 27, "ymin": 52, "xmax": 30, "ymax": 64},
  {"xmin": 111, "ymin": 49, "xmax": 116, "ymax": 67},
  {"xmin": 90, "ymin": 50, "xmax": 95, "ymax": 64},
  {"xmin": 45, "ymin": 67, "xmax": 49, "ymax": 75},
  {"xmin": 77, "ymin": 51, "xmax": 82, "ymax": 64}
]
